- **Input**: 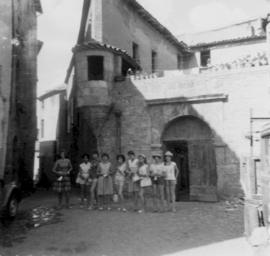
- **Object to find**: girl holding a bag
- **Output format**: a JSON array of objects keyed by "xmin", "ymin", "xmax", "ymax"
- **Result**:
[
  {"xmin": 52, "ymin": 151, "xmax": 72, "ymax": 209},
  {"xmin": 137, "ymin": 154, "xmax": 152, "ymax": 213}
]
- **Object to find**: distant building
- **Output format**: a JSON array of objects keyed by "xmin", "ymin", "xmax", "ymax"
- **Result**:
[
  {"xmin": 179, "ymin": 18, "xmax": 268, "ymax": 71},
  {"xmin": 37, "ymin": 84, "xmax": 67, "ymax": 185},
  {"xmin": 0, "ymin": 0, "xmax": 42, "ymax": 189},
  {"xmin": 50, "ymin": 0, "xmax": 270, "ymax": 201}
]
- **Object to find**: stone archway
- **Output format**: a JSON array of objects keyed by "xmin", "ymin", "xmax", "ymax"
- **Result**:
[{"xmin": 162, "ymin": 115, "xmax": 218, "ymax": 202}]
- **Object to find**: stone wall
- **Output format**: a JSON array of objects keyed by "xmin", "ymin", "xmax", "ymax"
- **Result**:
[
  {"xmin": 4, "ymin": 0, "xmax": 39, "ymax": 186},
  {"xmin": 106, "ymin": 66, "xmax": 270, "ymax": 199},
  {"xmin": 0, "ymin": 1, "xmax": 12, "ymax": 180}
]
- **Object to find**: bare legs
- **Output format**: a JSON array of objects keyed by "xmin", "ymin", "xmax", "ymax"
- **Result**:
[
  {"xmin": 153, "ymin": 184, "xmax": 166, "ymax": 212},
  {"xmin": 166, "ymin": 180, "xmax": 176, "ymax": 212},
  {"xmin": 116, "ymin": 181, "xmax": 126, "ymax": 211},
  {"xmin": 90, "ymin": 179, "xmax": 98, "ymax": 208},
  {"xmin": 57, "ymin": 191, "xmax": 70, "ymax": 209}
]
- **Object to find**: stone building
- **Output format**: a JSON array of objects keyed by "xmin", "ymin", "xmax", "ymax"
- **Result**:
[
  {"xmin": 0, "ymin": 0, "xmax": 42, "ymax": 189},
  {"xmin": 54, "ymin": 0, "xmax": 270, "ymax": 201}
]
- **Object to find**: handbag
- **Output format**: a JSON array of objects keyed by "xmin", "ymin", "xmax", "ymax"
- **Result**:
[
  {"xmin": 132, "ymin": 174, "xmax": 140, "ymax": 182},
  {"xmin": 140, "ymin": 177, "xmax": 152, "ymax": 187}
]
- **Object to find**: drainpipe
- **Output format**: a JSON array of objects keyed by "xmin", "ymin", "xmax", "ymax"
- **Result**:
[{"xmin": 115, "ymin": 110, "xmax": 122, "ymax": 154}]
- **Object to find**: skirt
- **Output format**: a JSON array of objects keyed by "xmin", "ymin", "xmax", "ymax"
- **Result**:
[
  {"xmin": 97, "ymin": 176, "xmax": 113, "ymax": 195},
  {"xmin": 127, "ymin": 178, "xmax": 140, "ymax": 193},
  {"xmin": 53, "ymin": 176, "xmax": 71, "ymax": 192}
]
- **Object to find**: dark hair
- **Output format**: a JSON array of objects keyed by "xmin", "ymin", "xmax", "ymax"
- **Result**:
[
  {"xmin": 127, "ymin": 151, "xmax": 135, "ymax": 156},
  {"xmin": 92, "ymin": 151, "xmax": 99, "ymax": 156},
  {"xmin": 101, "ymin": 153, "xmax": 110, "ymax": 159},
  {"xmin": 82, "ymin": 153, "xmax": 90, "ymax": 159},
  {"xmin": 116, "ymin": 154, "xmax": 126, "ymax": 162}
]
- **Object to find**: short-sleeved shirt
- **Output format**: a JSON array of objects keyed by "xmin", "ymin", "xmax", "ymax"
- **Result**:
[
  {"xmin": 99, "ymin": 162, "xmax": 111, "ymax": 176},
  {"xmin": 79, "ymin": 162, "xmax": 91, "ymax": 179},
  {"xmin": 90, "ymin": 160, "xmax": 99, "ymax": 179},
  {"xmin": 163, "ymin": 162, "xmax": 177, "ymax": 181},
  {"xmin": 115, "ymin": 163, "xmax": 127, "ymax": 181},
  {"xmin": 150, "ymin": 163, "xmax": 164, "ymax": 176},
  {"xmin": 128, "ymin": 159, "xmax": 139, "ymax": 174}
]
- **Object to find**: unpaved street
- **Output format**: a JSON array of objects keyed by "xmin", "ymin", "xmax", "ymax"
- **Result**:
[{"xmin": 1, "ymin": 191, "xmax": 253, "ymax": 256}]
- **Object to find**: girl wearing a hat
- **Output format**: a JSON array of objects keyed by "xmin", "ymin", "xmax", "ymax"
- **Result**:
[
  {"xmin": 164, "ymin": 151, "xmax": 179, "ymax": 213},
  {"xmin": 150, "ymin": 153, "xmax": 166, "ymax": 212},
  {"xmin": 137, "ymin": 154, "xmax": 152, "ymax": 213}
]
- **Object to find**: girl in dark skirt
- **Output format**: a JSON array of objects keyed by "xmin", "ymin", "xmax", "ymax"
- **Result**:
[
  {"xmin": 52, "ymin": 151, "xmax": 73, "ymax": 209},
  {"xmin": 97, "ymin": 153, "xmax": 114, "ymax": 210}
]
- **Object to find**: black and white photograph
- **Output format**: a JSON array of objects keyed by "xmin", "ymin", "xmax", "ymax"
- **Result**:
[{"xmin": 1, "ymin": 0, "xmax": 270, "ymax": 255}]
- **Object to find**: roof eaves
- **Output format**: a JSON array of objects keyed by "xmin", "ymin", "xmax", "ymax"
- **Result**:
[
  {"xmin": 190, "ymin": 35, "xmax": 266, "ymax": 49},
  {"xmin": 125, "ymin": 0, "xmax": 190, "ymax": 54},
  {"xmin": 73, "ymin": 40, "xmax": 141, "ymax": 70},
  {"xmin": 34, "ymin": 0, "xmax": 43, "ymax": 13}
]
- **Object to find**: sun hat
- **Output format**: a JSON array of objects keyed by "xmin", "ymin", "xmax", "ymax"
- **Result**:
[
  {"xmin": 164, "ymin": 151, "xmax": 173, "ymax": 157},
  {"xmin": 138, "ymin": 154, "xmax": 147, "ymax": 159},
  {"xmin": 152, "ymin": 153, "xmax": 162, "ymax": 158}
]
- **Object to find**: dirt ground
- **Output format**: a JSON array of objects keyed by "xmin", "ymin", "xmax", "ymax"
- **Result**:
[{"xmin": 0, "ymin": 190, "xmax": 254, "ymax": 256}]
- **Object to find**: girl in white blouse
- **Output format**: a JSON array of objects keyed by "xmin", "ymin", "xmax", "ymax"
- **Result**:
[{"xmin": 163, "ymin": 151, "xmax": 179, "ymax": 213}]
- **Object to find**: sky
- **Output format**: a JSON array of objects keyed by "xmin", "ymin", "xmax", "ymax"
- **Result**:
[{"xmin": 38, "ymin": 0, "xmax": 270, "ymax": 94}]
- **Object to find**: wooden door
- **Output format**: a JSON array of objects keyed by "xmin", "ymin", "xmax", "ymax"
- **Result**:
[{"xmin": 188, "ymin": 140, "xmax": 218, "ymax": 202}]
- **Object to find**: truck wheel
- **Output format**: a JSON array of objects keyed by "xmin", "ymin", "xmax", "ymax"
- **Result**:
[{"xmin": 6, "ymin": 194, "xmax": 19, "ymax": 219}]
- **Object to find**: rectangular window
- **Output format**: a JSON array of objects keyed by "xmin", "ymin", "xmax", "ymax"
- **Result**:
[
  {"xmin": 132, "ymin": 42, "xmax": 140, "ymax": 64},
  {"xmin": 177, "ymin": 54, "xmax": 183, "ymax": 70},
  {"xmin": 87, "ymin": 56, "xmax": 104, "ymax": 80},
  {"xmin": 151, "ymin": 50, "xmax": 157, "ymax": 73},
  {"xmin": 200, "ymin": 50, "xmax": 211, "ymax": 67},
  {"xmin": 41, "ymin": 119, "xmax": 44, "ymax": 138}
]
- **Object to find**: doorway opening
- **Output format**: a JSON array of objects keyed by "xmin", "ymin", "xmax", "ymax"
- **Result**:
[{"xmin": 165, "ymin": 141, "xmax": 190, "ymax": 201}]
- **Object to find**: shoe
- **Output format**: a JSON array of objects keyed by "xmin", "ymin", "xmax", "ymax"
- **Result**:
[
  {"xmin": 98, "ymin": 207, "xmax": 103, "ymax": 211},
  {"xmin": 122, "ymin": 208, "xmax": 127, "ymax": 212},
  {"xmin": 117, "ymin": 207, "xmax": 121, "ymax": 211},
  {"xmin": 107, "ymin": 207, "xmax": 112, "ymax": 211},
  {"xmin": 137, "ymin": 209, "xmax": 144, "ymax": 214}
]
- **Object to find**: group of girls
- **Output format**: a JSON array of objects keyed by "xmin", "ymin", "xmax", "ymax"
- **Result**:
[{"xmin": 76, "ymin": 150, "xmax": 179, "ymax": 213}]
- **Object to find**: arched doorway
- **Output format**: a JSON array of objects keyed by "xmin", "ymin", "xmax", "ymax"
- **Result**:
[{"xmin": 162, "ymin": 115, "xmax": 218, "ymax": 202}]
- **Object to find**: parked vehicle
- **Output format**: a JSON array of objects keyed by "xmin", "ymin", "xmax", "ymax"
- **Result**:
[{"xmin": 0, "ymin": 181, "xmax": 22, "ymax": 219}]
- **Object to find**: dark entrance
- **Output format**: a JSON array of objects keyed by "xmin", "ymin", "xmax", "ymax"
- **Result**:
[
  {"xmin": 165, "ymin": 141, "xmax": 189, "ymax": 201},
  {"xmin": 162, "ymin": 115, "xmax": 218, "ymax": 202}
]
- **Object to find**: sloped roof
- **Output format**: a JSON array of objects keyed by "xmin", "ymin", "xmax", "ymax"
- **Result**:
[
  {"xmin": 77, "ymin": 0, "xmax": 190, "ymax": 54},
  {"xmin": 125, "ymin": 0, "xmax": 189, "ymax": 53},
  {"xmin": 179, "ymin": 17, "xmax": 266, "ymax": 48},
  {"xmin": 34, "ymin": 0, "xmax": 43, "ymax": 13},
  {"xmin": 73, "ymin": 39, "xmax": 141, "ymax": 70},
  {"xmin": 38, "ymin": 84, "xmax": 66, "ymax": 101}
]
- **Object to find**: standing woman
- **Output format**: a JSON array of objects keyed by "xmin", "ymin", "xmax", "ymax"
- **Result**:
[
  {"xmin": 52, "ymin": 151, "xmax": 73, "ymax": 209},
  {"xmin": 76, "ymin": 154, "xmax": 91, "ymax": 208},
  {"xmin": 137, "ymin": 154, "xmax": 152, "ymax": 213},
  {"xmin": 127, "ymin": 151, "xmax": 140, "ymax": 211},
  {"xmin": 89, "ymin": 157, "xmax": 99, "ymax": 209},
  {"xmin": 114, "ymin": 154, "xmax": 128, "ymax": 212},
  {"xmin": 150, "ymin": 153, "xmax": 166, "ymax": 212},
  {"xmin": 97, "ymin": 153, "xmax": 114, "ymax": 210},
  {"xmin": 163, "ymin": 151, "xmax": 179, "ymax": 213}
]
